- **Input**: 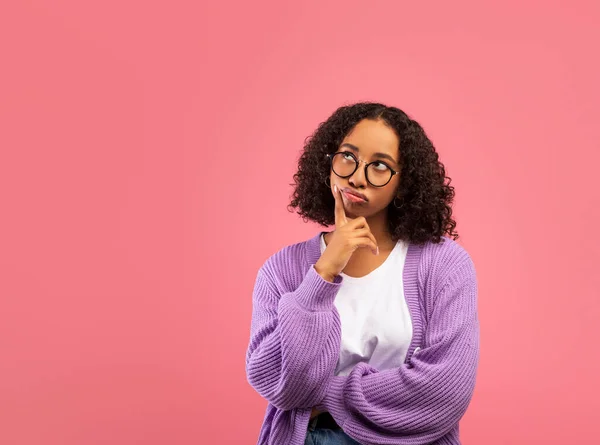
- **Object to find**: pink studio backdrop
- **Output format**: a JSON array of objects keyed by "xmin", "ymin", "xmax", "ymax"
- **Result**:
[{"xmin": 1, "ymin": 1, "xmax": 599, "ymax": 444}]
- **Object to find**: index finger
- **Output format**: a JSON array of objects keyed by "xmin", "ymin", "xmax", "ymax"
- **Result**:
[{"xmin": 333, "ymin": 184, "xmax": 348, "ymax": 227}]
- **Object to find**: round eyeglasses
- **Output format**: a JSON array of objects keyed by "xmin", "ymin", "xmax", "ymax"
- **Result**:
[{"xmin": 326, "ymin": 151, "xmax": 399, "ymax": 187}]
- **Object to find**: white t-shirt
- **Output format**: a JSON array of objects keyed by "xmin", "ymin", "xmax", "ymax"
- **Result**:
[{"xmin": 319, "ymin": 232, "xmax": 413, "ymax": 376}]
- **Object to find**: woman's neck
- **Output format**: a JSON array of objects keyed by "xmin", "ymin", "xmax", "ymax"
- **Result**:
[{"xmin": 326, "ymin": 215, "xmax": 395, "ymax": 251}]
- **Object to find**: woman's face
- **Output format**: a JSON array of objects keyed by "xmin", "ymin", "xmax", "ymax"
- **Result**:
[{"xmin": 329, "ymin": 118, "xmax": 401, "ymax": 218}]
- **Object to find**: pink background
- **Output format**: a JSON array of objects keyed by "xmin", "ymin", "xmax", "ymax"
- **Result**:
[{"xmin": 1, "ymin": 1, "xmax": 599, "ymax": 444}]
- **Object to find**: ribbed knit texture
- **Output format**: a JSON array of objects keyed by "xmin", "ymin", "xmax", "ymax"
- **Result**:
[{"xmin": 245, "ymin": 231, "xmax": 480, "ymax": 445}]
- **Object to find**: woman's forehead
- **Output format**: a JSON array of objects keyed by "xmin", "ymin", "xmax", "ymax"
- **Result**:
[{"xmin": 342, "ymin": 119, "xmax": 399, "ymax": 151}]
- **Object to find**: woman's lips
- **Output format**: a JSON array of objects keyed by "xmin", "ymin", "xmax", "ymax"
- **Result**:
[{"xmin": 342, "ymin": 190, "xmax": 367, "ymax": 203}]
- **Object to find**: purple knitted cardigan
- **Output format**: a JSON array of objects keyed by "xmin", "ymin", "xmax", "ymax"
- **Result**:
[{"xmin": 246, "ymin": 231, "xmax": 479, "ymax": 445}]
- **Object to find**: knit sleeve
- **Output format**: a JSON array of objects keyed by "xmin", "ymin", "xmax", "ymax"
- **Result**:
[
  {"xmin": 316, "ymin": 259, "xmax": 480, "ymax": 445},
  {"xmin": 245, "ymin": 263, "xmax": 343, "ymax": 411}
]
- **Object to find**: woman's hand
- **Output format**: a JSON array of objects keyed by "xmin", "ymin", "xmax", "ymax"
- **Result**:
[
  {"xmin": 310, "ymin": 407, "xmax": 322, "ymax": 419},
  {"xmin": 314, "ymin": 184, "xmax": 379, "ymax": 282}
]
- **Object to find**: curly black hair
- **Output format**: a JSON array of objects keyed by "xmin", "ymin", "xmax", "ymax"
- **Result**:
[{"xmin": 287, "ymin": 102, "xmax": 458, "ymax": 245}]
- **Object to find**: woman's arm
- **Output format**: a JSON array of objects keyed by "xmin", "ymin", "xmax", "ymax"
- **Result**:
[
  {"xmin": 315, "ymin": 259, "xmax": 479, "ymax": 444},
  {"xmin": 245, "ymin": 263, "xmax": 342, "ymax": 411}
]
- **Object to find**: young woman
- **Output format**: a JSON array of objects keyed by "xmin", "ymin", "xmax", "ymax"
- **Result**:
[{"xmin": 245, "ymin": 102, "xmax": 480, "ymax": 445}]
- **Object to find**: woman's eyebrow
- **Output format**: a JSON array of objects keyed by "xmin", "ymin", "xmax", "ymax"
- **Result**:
[{"xmin": 340, "ymin": 143, "xmax": 398, "ymax": 164}]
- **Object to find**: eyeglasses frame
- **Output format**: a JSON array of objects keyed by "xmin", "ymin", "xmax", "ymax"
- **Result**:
[{"xmin": 325, "ymin": 151, "xmax": 400, "ymax": 188}]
